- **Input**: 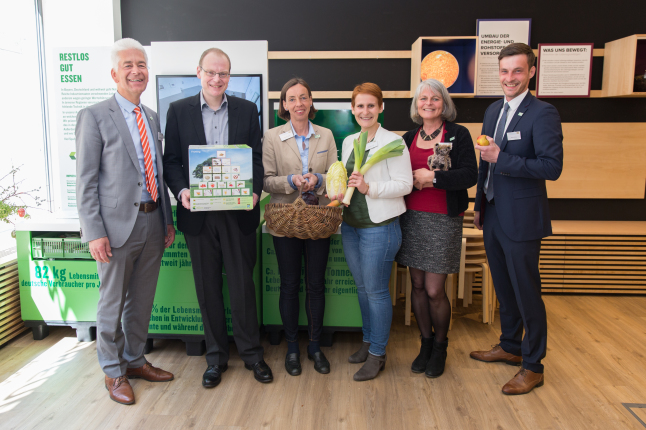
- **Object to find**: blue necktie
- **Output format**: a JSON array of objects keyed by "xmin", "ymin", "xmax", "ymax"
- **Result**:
[{"xmin": 486, "ymin": 102, "xmax": 509, "ymax": 202}]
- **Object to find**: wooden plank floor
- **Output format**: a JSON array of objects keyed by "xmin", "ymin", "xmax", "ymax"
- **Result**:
[{"xmin": 1, "ymin": 295, "xmax": 646, "ymax": 429}]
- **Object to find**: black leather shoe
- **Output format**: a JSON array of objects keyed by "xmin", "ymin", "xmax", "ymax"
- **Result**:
[
  {"xmin": 202, "ymin": 364, "xmax": 228, "ymax": 388},
  {"xmin": 285, "ymin": 353, "xmax": 302, "ymax": 376},
  {"xmin": 308, "ymin": 351, "xmax": 331, "ymax": 374},
  {"xmin": 244, "ymin": 360, "xmax": 273, "ymax": 383}
]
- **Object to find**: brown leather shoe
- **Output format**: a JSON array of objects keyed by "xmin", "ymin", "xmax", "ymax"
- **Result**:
[
  {"xmin": 502, "ymin": 367, "xmax": 544, "ymax": 395},
  {"xmin": 126, "ymin": 360, "xmax": 174, "ymax": 382},
  {"xmin": 470, "ymin": 344, "xmax": 522, "ymax": 366},
  {"xmin": 105, "ymin": 375, "xmax": 135, "ymax": 405}
]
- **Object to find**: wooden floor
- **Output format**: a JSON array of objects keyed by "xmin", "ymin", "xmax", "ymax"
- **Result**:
[{"xmin": 2, "ymin": 295, "xmax": 646, "ymax": 430}]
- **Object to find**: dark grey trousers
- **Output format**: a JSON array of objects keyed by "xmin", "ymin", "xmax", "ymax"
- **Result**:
[{"xmin": 96, "ymin": 209, "xmax": 165, "ymax": 378}]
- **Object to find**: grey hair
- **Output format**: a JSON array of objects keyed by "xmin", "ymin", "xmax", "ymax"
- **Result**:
[
  {"xmin": 410, "ymin": 79, "xmax": 457, "ymax": 124},
  {"xmin": 111, "ymin": 38, "xmax": 148, "ymax": 70}
]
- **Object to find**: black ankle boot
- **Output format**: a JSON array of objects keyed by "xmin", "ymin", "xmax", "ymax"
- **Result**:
[
  {"xmin": 411, "ymin": 336, "xmax": 434, "ymax": 373},
  {"xmin": 425, "ymin": 338, "xmax": 448, "ymax": 378}
]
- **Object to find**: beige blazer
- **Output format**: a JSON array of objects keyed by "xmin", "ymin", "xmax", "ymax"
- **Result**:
[{"xmin": 263, "ymin": 122, "xmax": 338, "ymax": 206}]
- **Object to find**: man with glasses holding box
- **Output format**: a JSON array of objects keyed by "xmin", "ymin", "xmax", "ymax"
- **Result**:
[{"xmin": 163, "ymin": 48, "xmax": 270, "ymax": 388}]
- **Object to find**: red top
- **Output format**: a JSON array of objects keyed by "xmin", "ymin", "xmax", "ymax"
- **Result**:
[{"xmin": 404, "ymin": 127, "xmax": 450, "ymax": 215}]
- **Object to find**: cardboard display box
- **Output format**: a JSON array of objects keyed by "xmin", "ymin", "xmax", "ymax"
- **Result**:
[{"xmin": 189, "ymin": 145, "xmax": 253, "ymax": 211}]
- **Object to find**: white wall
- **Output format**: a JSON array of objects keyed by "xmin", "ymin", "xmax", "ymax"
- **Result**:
[
  {"xmin": 148, "ymin": 41, "xmax": 269, "ymax": 133},
  {"xmin": 0, "ymin": 1, "xmax": 48, "ymax": 248}
]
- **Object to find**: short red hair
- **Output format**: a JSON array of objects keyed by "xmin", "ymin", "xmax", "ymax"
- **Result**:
[{"xmin": 351, "ymin": 82, "xmax": 383, "ymax": 108}]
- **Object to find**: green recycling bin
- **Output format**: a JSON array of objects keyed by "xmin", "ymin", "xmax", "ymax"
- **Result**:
[{"xmin": 16, "ymin": 200, "xmax": 267, "ymax": 355}]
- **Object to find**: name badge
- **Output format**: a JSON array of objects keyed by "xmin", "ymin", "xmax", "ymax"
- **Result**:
[
  {"xmin": 507, "ymin": 131, "xmax": 521, "ymax": 141},
  {"xmin": 366, "ymin": 141, "xmax": 379, "ymax": 151},
  {"xmin": 279, "ymin": 131, "xmax": 294, "ymax": 141}
]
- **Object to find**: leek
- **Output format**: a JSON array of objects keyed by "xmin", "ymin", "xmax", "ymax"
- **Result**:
[
  {"xmin": 341, "ymin": 137, "xmax": 405, "ymax": 206},
  {"xmin": 340, "ymin": 131, "xmax": 367, "ymax": 205}
]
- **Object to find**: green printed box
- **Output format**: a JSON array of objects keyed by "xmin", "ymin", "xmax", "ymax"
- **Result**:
[
  {"xmin": 189, "ymin": 145, "xmax": 253, "ymax": 211},
  {"xmin": 17, "ymin": 206, "xmax": 262, "ymax": 337},
  {"xmin": 263, "ymin": 263, "xmax": 355, "ymax": 297},
  {"xmin": 17, "ymin": 256, "xmax": 101, "ymax": 322},
  {"xmin": 263, "ymin": 292, "xmax": 362, "ymax": 327}
]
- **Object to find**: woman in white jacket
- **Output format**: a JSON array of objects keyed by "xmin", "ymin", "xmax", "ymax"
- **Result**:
[{"xmin": 336, "ymin": 82, "xmax": 413, "ymax": 381}]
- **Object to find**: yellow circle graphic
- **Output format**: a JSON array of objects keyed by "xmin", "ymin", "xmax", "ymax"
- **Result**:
[{"xmin": 420, "ymin": 50, "xmax": 460, "ymax": 88}]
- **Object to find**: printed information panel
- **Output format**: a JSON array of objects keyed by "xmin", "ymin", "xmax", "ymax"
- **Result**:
[
  {"xmin": 476, "ymin": 19, "xmax": 531, "ymax": 97},
  {"xmin": 537, "ymin": 43, "xmax": 594, "ymax": 97},
  {"xmin": 51, "ymin": 47, "xmax": 117, "ymax": 216}
]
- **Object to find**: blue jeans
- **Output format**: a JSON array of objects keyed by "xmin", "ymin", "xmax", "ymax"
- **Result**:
[{"xmin": 341, "ymin": 220, "xmax": 402, "ymax": 356}]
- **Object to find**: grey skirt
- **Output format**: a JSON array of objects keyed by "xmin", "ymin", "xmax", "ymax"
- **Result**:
[{"xmin": 396, "ymin": 210, "xmax": 463, "ymax": 274}]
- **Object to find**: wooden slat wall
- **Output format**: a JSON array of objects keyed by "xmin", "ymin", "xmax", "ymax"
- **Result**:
[
  {"xmin": 0, "ymin": 260, "xmax": 27, "ymax": 346},
  {"xmin": 458, "ymin": 123, "xmax": 646, "ymax": 200},
  {"xmin": 541, "ymin": 222, "xmax": 646, "ymax": 293}
]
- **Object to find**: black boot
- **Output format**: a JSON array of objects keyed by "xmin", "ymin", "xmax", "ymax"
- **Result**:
[
  {"xmin": 425, "ymin": 338, "xmax": 448, "ymax": 378},
  {"xmin": 411, "ymin": 336, "xmax": 434, "ymax": 373}
]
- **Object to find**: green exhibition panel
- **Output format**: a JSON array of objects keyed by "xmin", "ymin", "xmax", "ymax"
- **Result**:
[
  {"xmin": 261, "ymin": 223, "xmax": 362, "ymax": 345},
  {"xmin": 16, "ymin": 204, "xmax": 264, "ymax": 350}
]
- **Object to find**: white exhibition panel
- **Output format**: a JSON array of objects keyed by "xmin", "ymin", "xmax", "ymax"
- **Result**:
[
  {"xmin": 42, "ymin": 0, "xmax": 121, "ymax": 218},
  {"xmin": 146, "ymin": 41, "xmax": 269, "ymax": 133}
]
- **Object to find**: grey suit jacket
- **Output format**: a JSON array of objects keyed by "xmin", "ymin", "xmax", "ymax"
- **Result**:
[{"xmin": 76, "ymin": 95, "xmax": 173, "ymax": 248}]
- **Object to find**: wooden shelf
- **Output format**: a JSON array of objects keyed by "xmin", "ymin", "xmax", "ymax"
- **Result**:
[
  {"xmin": 268, "ymin": 49, "xmax": 605, "ymax": 60},
  {"xmin": 265, "ymin": 44, "xmax": 646, "ymax": 98},
  {"xmin": 602, "ymin": 34, "xmax": 646, "ymax": 97},
  {"xmin": 268, "ymin": 51, "xmax": 411, "ymax": 59},
  {"xmin": 268, "ymin": 91, "xmax": 411, "ymax": 99},
  {"xmin": 411, "ymin": 37, "xmax": 478, "ymax": 96}
]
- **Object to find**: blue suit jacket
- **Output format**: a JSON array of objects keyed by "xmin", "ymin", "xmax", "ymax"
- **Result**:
[{"xmin": 474, "ymin": 93, "xmax": 563, "ymax": 242}]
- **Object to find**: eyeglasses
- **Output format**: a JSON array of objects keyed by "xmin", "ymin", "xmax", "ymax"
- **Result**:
[{"xmin": 200, "ymin": 67, "xmax": 230, "ymax": 79}]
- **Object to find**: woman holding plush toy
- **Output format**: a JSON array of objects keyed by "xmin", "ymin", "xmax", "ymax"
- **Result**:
[{"xmin": 396, "ymin": 79, "xmax": 478, "ymax": 378}]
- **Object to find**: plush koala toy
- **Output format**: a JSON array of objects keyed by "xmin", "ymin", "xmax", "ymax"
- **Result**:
[{"xmin": 428, "ymin": 143, "xmax": 452, "ymax": 171}]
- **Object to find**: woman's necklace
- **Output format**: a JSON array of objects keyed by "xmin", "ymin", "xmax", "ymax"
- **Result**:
[{"xmin": 420, "ymin": 123, "xmax": 443, "ymax": 141}]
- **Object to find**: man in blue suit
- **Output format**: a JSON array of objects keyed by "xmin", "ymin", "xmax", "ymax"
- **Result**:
[{"xmin": 470, "ymin": 43, "xmax": 563, "ymax": 395}]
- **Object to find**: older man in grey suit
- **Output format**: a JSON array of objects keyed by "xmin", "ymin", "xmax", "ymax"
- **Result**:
[{"xmin": 76, "ymin": 38, "xmax": 175, "ymax": 405}]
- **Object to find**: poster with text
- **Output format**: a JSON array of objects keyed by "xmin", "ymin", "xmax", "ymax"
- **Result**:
[
  {"xmin": 536, "ymin": 43, "xmax": 594, "ymax": 97},
  {"xmin": 476, "ymin": 19, "xmax": 531, "ymax": 97},
  {"xmin": 51, "ymin": 47, "xmax": 117, "ymax": 217}
]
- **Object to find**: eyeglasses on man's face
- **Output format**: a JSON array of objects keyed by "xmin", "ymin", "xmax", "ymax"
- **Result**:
[{"xmin": 200, "ymin": 67, "xmax": 230, "ymax": 79}]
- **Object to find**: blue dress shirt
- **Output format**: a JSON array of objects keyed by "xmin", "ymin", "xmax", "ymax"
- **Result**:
[
  {"xmin": 114, "ymin": 91, "xmax": 159, "ymax": 202},
  {"xmin": 287, "ymin": 121, "xmax": 323, "ymax": 190}
]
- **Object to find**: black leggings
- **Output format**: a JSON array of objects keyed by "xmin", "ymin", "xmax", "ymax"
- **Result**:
[{"xmin": 273, "ymin": 235, "xmax": 330, "ymax": 343}]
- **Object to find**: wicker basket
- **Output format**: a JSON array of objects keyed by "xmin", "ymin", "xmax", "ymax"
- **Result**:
[{"xmin": 264, "ymin": 194, "xmax": 342, "ymax": 240}]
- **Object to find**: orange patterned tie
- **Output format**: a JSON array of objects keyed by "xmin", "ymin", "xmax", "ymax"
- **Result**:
[{"xmin": 133, "ymin": 107, "xmax": 158, "ymax": 202}]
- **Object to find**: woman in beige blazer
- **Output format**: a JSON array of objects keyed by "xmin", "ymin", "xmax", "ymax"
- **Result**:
[{"xmin": 262, "ymin": 78, "xmax": 338, "ymax": 377}]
